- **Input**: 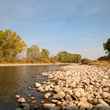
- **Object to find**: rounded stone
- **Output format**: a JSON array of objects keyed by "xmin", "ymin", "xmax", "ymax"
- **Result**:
[
  {"xmin": 43, "ymin": 103, "xmax": 56, "ymax": 109},
  {"xmin": 35, "ymin": 82, "xmax": 41, "ymax": 88},
  {"xmin": 44, "ymin": 92, "xmax": 52, "ymax": 99},
  {"xmin": 17, "ymin": 97, "xmax": 26, "ymax": 103}
]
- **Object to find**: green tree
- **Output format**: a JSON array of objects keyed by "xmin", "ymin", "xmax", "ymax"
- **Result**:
[
  {"xmin": 72, "ymin": 54, "xmax": 81, "ymax": 63},
  {"xmin": 57, "ymin": 51, "xmax": 81, "ymax": 63},
  {"xmin": 40, "ymin": 48, "xmax": 49, "ymax": 58},
  {"xmin": 57, "ymin": 51, "xmax": 69, "ymax": 63},
  {"xmin": 103, "ymin": 38, "xmax": 110, "ymax": 56},
  {"xmin": 0, "ymin": 29, "xmax": 27, "ymax": 61},
  {"xmin": 27, "ymin": 45, "xmax": 40, "ymax": 61}
]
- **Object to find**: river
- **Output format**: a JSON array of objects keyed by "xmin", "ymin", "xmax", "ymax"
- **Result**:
[{"xmin": 0, "ymin": 65, "xmax": 62, "ymax": 110}]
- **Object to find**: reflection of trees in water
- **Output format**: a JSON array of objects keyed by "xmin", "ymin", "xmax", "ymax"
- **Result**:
[
  {"xmin": 0, "ymin": 67, "xmax": 18, "ymax": 101},
  {"xmin": 0, "ymin": 65, "xmax": 60, "ymax": 104}
]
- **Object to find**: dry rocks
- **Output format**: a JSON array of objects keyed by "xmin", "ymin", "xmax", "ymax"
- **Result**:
[{"xmin": 35, "ymin": 64, "xmax": 110, "ymax": 110}]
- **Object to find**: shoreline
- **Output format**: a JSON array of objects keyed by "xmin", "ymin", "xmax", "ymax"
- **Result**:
[
  {"xmin": 0, "ymin": 63, "xmax": 69, "ymax": 66},
  {"xmin": 16, "ymin": 64, "xmax": 110, "ymax": 110}
]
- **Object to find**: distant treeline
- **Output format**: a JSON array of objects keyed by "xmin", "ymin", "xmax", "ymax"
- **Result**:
[
  {"xmin": 0, "ymin": 29, "xmax": 81, "ymax": 63},
  {"xmin": 0, "ymin": 29, "xmax": 110, "ymax": 63}
]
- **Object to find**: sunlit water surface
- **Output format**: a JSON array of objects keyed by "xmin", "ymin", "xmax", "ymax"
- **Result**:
[{"xmin": 0, "ymin": 65, "xmax": 61, "ymax": 110}]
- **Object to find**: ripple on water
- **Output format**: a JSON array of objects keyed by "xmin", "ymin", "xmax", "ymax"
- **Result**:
[{"xmin": 0, "ymin": 65, "xmax": 61, "ymax": 109}]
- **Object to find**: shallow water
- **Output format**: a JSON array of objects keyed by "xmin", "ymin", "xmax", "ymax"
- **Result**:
[{"xmin": 0, "ymin": 65, "xmax": 61, "ymax": 110}]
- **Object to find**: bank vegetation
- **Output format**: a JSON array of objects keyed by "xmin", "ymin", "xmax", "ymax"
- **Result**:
[{"xmin": 0, "ymin": 29, "xmax": 110, "ymax": 65}]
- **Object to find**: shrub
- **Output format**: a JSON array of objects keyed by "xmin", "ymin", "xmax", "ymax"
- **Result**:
[{"xmin": 81, "ymin": 58, "xmax": 92, "ymax": 65}]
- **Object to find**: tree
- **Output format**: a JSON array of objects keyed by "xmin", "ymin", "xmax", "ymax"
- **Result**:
[
  {"xmin": 40, "ymin": 48, "xmax": 49, "ymax": 58},
  {"xmin": 57, "ymin": 51, "xmax": 69, "ymax": 63},
  {"xmin": 103, "ymin": 38, "xmax": 110, "ymax": 56},
  {"xmin": 40, "ymin": 48, "xmax": 50, "ymax": 63},
  {"xmin": 57, "ymin": 51, "xmax": 81, "ymax": 63},
  {"xmin": 27, "ymin": 45, "xmax": 40, "ymax": 61},
  {"xmin": 0, "ymin": 29, "xmax": 27, "ymax": 61}
]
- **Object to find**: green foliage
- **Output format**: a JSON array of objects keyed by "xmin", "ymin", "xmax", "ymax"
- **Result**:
[
  {"xmin": 103, "ymin": 38, "xmax": 110, "ymax": 56},
  {"xmin": 40, "ymin": 48, "xmax": 49, "ymax": 58},
  {"xmin": 0, "ymin": 29, "xmax": 102, "ymax": 64},
  {"xmin": 57, "ymin": 51, "xmax": 81, "ymax": 63},
  {"xmin": 0, "ymin": 29, "xmax": 27, "ymax": 61},
  {"xmin": 27, "ymin": 45, "xmax": 40, "ymax": 61},
  {"xmin": 39, "ymin": 48, "xmax": 50, "ymax": 63}
]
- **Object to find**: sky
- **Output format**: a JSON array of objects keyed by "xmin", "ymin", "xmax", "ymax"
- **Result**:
[{"xmin": 0, "ymin": 0, "xmax": 110, "ymax": 59}]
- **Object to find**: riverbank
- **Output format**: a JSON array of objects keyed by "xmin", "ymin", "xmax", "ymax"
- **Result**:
[
  {"xmin": 0, "ymin": 63, "xmax": 69, "ymax": 67},
  {"xmin": 16, "ymin": 63, "xmax": 110, "ymax": 110}
]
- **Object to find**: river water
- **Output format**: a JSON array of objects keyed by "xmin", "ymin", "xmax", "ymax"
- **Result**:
[{"xmin": 0, "ymin": 65, "xmax": 61, "ymax": 110}]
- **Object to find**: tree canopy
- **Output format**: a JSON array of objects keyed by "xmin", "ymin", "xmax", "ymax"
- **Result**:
[
  {"xmin": 27, "ymin": 45, "xmax": 40, "ymax": 61},
  {"xmin": 57, "ymin": 51, "xmax": 81, "ymax": 63},
  {"xmin": 0, "ymin": 29, "xmax": 83, "ymax": 63},
  {"xmin": 40, "ymin": 48, "xmax": 49, "ymax": 58},
  {"xmin": 103, "ymin": 38, "xmax": 110, "ymax": 56},
  {"xmin": 0, "ymin": 29, "xmax": 27, "ymax": 61}
]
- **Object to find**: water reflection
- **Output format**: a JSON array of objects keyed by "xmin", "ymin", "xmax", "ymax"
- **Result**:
[{"xmin": 0, "ymin": 65, "xmax": 60, "ymax": 109}]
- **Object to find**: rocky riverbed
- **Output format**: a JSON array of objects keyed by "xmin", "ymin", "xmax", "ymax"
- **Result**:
[{"xmin": 16, "ymin": 64, "xmax": 110, "ymax": 110}]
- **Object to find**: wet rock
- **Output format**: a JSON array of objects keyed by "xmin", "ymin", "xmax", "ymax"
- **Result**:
[
  {"xmin": 37, "ymin": 86, "xmax": 44, "ymax": 92},
  {"xmin": 16, "ymin": 95, "xmax": 20, "ymax": 99},
  {"xmin": 16, "ymin": 108, "xmax": 22, "ymax": 110},
  {"xmin": 43, "ymin": 103, "xmax": 56, "ymax": 109},
  {"xmin": 30, "ymin": 96, "xmax": 36, "ymax": 100},
  {"xmin": 22, "ymin": 103, "xmax": 30, "ymax": 110},
  {"xmin": 35, "ymin": 82, "xmax": 41, "ymax": 88},
  {"xmin": 30, "ymin": 104, "xmax": 40, "ymax": 110},
  {"xmin": 42, "ymin": 72, "xmax": 48, "ymax": 76},
  {"xmin": 17, "ymin": 97, "xmax": 26, "ymax": 103}
]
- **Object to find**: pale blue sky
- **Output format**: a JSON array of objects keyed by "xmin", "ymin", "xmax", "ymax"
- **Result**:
[{"xmin": 0, "ymin": 0, "xmax": 110, "ymax": 58}]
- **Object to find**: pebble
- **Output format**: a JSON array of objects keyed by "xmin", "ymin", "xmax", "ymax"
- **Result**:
[
  {"xmin": 16, "ymin": 95, "xmax": 20, "ymax": 99},
  {"xmin": 44, "ymin": 92, "xmax": 52, "ymax": 99},
  {"xmin": 43, "ymin": 103, "xmax": 56, "ymax": 109},
  {"xmin": 35, "ymin": 82, "xmax": 41, "ymax": 88},
  {"xmin": 17, "ymin": 97, "xmax": 26, "ymax": 103},
  {"xmin": 17, "ymin": 64, "xmax": 110, "ymax": 109}
]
